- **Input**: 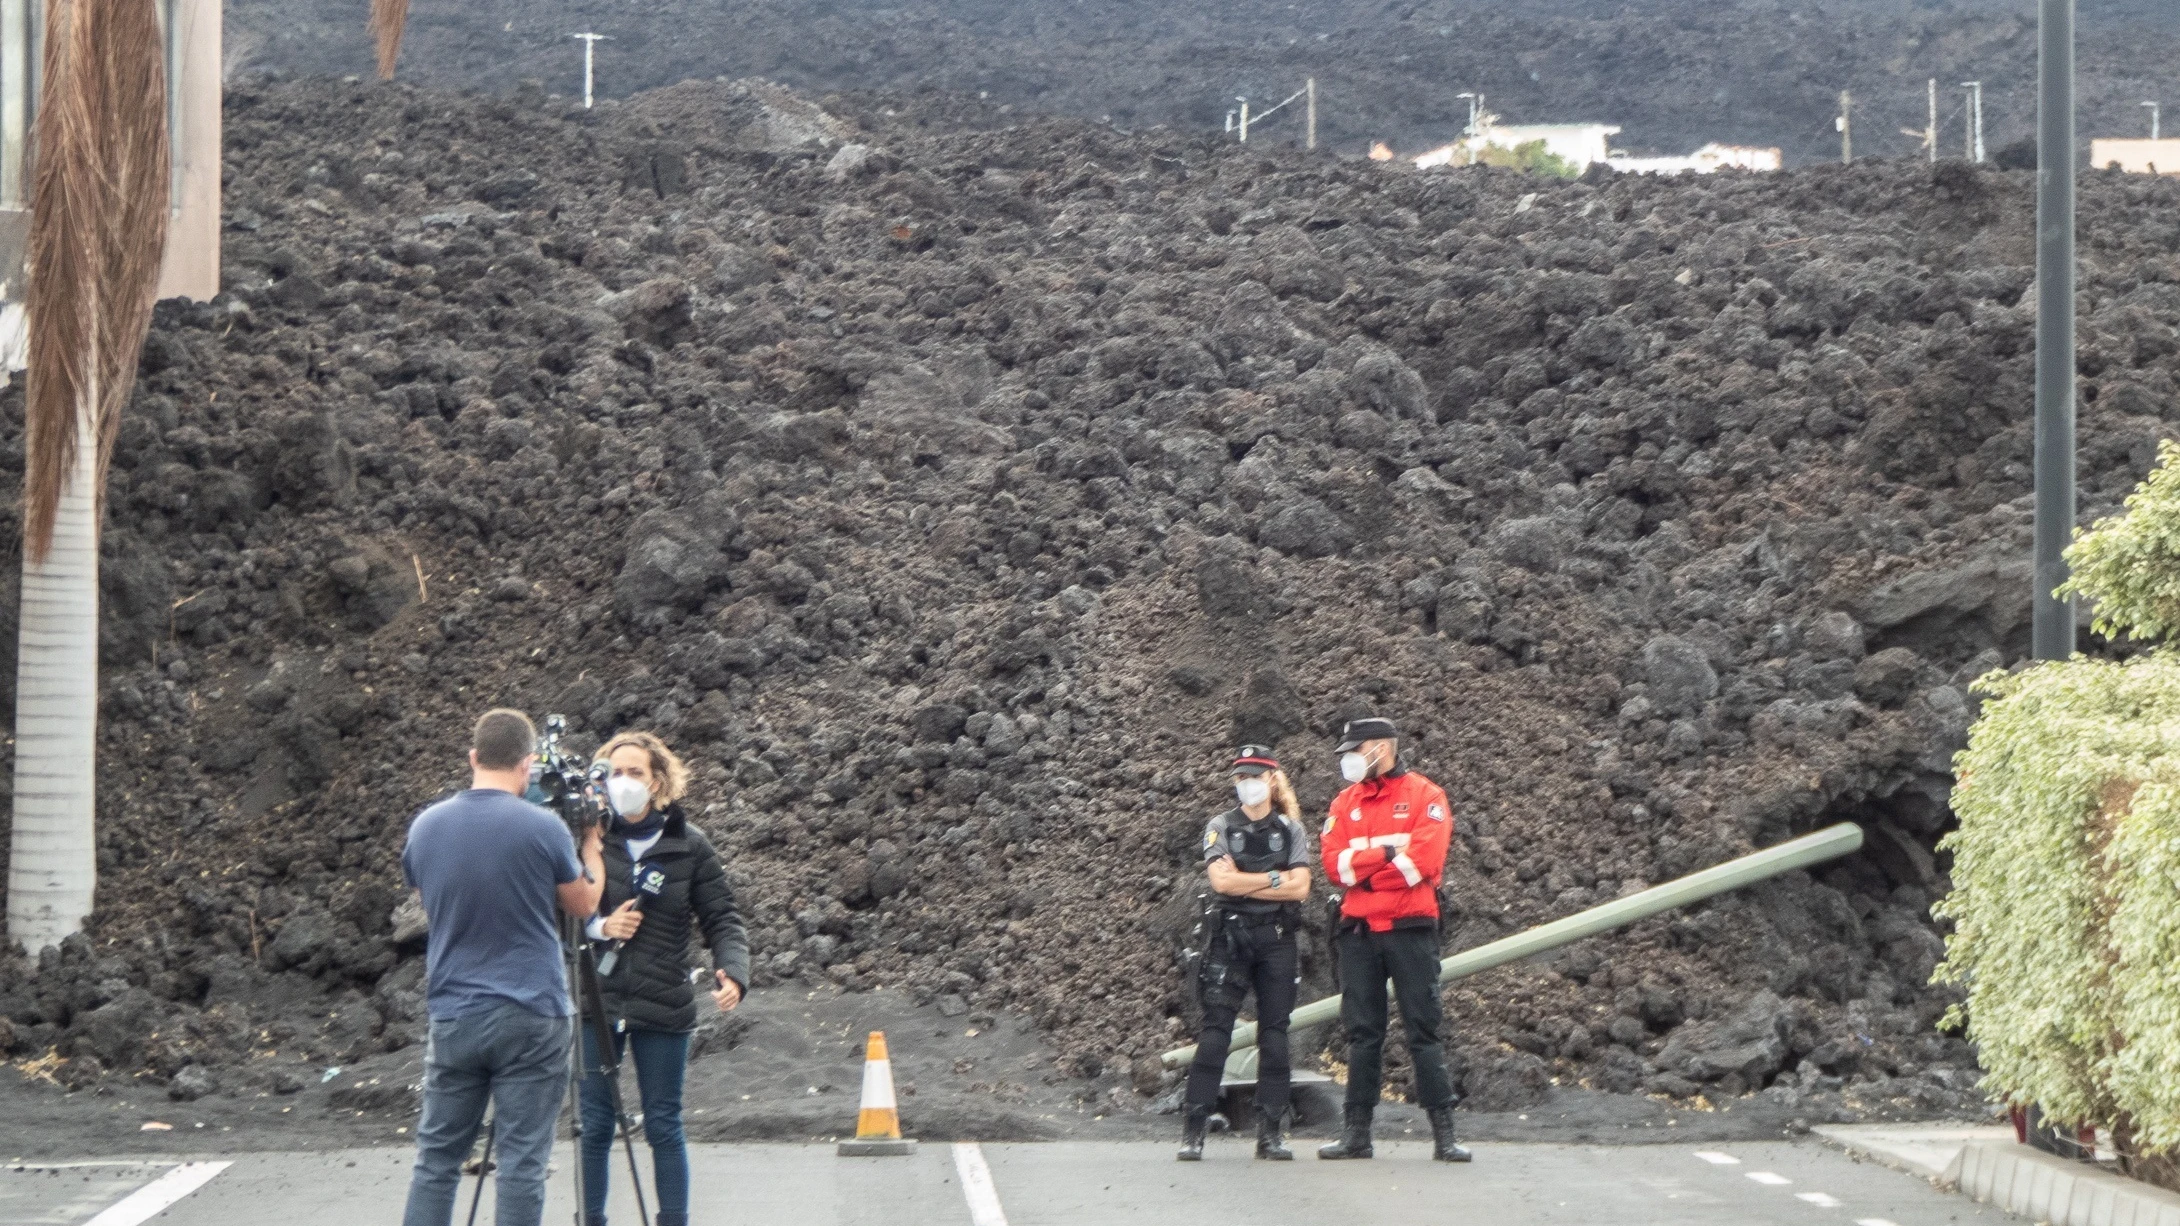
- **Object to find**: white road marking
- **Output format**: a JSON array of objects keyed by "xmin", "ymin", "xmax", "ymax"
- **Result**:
[
  {"xmin": 1855, "ymin": 1220, "xmax": 1902, "ymax": 1226},
  {"xmin": 1692, "ymin": 1150, "xmax": 1742, "ymax": 1165},
  {"xmin": 82, "ymin": 1161, "xmax": 231, "ymax": 1226},
  {"xmin": 1745, "ymin": 1171, "xmax": 1792, "ymax": 1186},
  {"xmin": 4, "ymin": 1161, "xmax": 175, "ymax": 1171},
  {"xmin": 952, "ymin": 1142, "xmax": 1008, "ymax": 1226},
  {"xmin": 1797, "ymin": 1192, "xmax": 1843, "ymax": 1208}
]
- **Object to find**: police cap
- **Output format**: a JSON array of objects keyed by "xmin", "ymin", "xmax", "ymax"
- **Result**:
[{"xmin": 1335, "ymin": 717, "xmax": 1400, "ymax": 752}]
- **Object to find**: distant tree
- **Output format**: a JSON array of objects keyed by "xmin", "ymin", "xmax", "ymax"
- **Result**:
[
  {"xmin": 1470, "ymin": 139, "xmax": 1581, "ymax": 179},
  {"xmin": 370, "ymin": 0, "xmax": 410, "ymax": 79}
]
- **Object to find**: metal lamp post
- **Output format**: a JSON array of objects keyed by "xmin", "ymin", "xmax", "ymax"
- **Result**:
[
  {"xmin": 1963, "ymin": 80, "xmax": 1986, "ymax": 162},
  {"xmin": 2033, "ymin": 0, "xmax": 2076, "ymax": 661}
]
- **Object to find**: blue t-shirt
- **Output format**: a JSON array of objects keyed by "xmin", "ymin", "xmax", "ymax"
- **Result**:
[{"xmin": 402, "ymin": 788, "xmax": 583, "ymax": 1019}]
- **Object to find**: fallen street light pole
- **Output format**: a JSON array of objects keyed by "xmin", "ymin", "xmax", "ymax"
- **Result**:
[{"xmin": 1161, "ymin": 823, "xmax": 1867, "ymax": 1076}]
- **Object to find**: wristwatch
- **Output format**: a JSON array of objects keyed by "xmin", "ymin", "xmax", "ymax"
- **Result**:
[{"xmin": 1267, "ymin": 870, "xmax": 1283, "ymax": 889}]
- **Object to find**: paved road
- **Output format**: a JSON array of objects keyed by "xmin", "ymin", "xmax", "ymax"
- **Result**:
[{"xmin": 4, "ymin": 1139, "xmax": 2023, "ymax": 1225}]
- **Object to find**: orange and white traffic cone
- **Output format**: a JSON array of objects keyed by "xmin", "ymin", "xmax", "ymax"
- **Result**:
[{"xmin": 836, "ymin": 1030, "xmax": 916, "ymax": 1156}]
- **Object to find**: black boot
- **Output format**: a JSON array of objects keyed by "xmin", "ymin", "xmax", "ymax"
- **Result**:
[
  {"xmin": 1254, "ymin": 1109, "xmax": 1293, "ymax": 1160},
  {"xmin": 1177, "ymin": 1109, "xmax": 1209, "ymax": 1161},
  {"xmin": 1316, "ymin": 1105, "xmax": 1374, "ymax": 1159},
  {"xmin": 1428, "ymin": 1106, "xmax": 1472, "ymax": 1162}
]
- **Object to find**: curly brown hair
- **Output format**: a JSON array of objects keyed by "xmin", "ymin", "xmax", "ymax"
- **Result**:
[
  {"xmin": 594, "ymin": 730, "xmax": 691, "ymax": 808},
  {"xmin": 1268, "ymin": 768, "xmax": 1301, "ymax": 822}
]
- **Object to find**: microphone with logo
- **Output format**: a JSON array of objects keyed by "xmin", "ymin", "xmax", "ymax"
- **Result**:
[{"xmin": 596, "ymin": 864, "xmax": 667, "ymax": 977}]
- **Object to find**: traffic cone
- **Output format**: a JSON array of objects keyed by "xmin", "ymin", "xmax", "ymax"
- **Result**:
[{"xmin": 836, "ymin": 1030, "xmax": 916, "ymax": 1155}]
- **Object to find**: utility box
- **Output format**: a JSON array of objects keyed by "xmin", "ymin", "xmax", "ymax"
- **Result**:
[{"xmin": 0, "ymin": 0, "xmax": 222, "ymax": 372}]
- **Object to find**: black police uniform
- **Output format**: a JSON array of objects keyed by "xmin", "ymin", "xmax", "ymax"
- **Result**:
[{"xmin": 1183, "ymin": 807, "xmax": 1312, "ymax": 1125}]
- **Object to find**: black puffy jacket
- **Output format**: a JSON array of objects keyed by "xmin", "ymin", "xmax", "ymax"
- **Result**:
[{"xmin": 592, "ymin": 804, "xmax": 751, "ymax": 1034}]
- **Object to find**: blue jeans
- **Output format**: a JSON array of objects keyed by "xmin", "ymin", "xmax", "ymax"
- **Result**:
[
  {"xmin": 402, "ymin": 1003, "xmax": 573, "ymax": 1226},
  {"xmin": 579, "ymin": 1025, "xmax": 691, "ymax": 1226}
]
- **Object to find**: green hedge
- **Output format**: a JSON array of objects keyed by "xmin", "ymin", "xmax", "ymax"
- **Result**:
[{"xmin": 1936, "ymin": 439, "xmax": 2180, "ymax": 1151}]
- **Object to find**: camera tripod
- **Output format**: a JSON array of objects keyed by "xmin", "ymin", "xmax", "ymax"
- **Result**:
[{"xmin": 464, "ymin": 917, "xmax": 652, "ymax": 1226}]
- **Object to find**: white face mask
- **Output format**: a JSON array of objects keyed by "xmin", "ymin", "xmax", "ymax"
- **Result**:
[
  {"xmin": 1340, "ymin": 751, "xmax": 1373, "ymax": 784},
  {"xmin": 606, "ymin": 774, "xmax": 653, "ymax": 818},
  {"xmin": 1234, "ymin": 777, "xmax": 1271, "ymax": 808}
]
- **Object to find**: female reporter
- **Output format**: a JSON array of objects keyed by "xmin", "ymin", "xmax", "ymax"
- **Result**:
[{"xmin": 581, "ymin": 731, "xmax": 749, "ymax": 1226}]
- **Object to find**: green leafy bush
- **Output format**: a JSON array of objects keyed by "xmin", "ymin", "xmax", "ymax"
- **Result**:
[
  {"xmin": 1470, "ymin": 138, "xmax": 1581, "ymax": 179},
  {"xmin": 1936, "ymin": 655, "xmax": 2180, "ymax": 1140},
  {"xmin": 1937, "ymin": 439, "xmax": 2180, "ymax": 1156},
  {"xmin": 2059, "ymin": 439, "xmax": 2180, "ymax": 641}
]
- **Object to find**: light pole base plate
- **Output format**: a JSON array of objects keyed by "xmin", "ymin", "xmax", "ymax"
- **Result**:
[{"xmin": 837, "ymin": 1138, "xmax": 918, "ymax": 1157}]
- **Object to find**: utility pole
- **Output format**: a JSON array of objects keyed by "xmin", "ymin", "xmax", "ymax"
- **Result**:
[
  {"xmin": 1838, "ymin": 90, "xmax": 1853, "ymax": 164},
  {"xmin": 1306, "ymin": 77, "xmax": 1317, "ymax": 151},
  {"xmin": 1905, "ymin": 79, "xmax": 1937, "ymax": 161},
  {"xmin": 2033, "ymin": 0, "xmax": 2076, "ymax": 661},
  {"xmin": 1927, "ymin": 78, "xmax": 1938, "ymax": 161},
  {"xmin": 2146, "ymin": 99, "xmax": 2161, "ymax": 139},
  {"xmin": 571, "ymin": 32, "xmax": 611, "ymax": 110},
  {"xmin": 1457, "ymin": 91, "xmax": 1482, "ymax": 164},
  {"xmin": 1963, "ymin": 80, "xmax": 1985, "ymax": 162}
]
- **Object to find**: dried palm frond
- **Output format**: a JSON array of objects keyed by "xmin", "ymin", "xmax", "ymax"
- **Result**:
[
  {"xmin": 369, "ymin": 0, "xmax": 410, "ymax": 80},
  {"xmin": 24, "ymin": 0, "xmax": 171, "ymax": 562}
]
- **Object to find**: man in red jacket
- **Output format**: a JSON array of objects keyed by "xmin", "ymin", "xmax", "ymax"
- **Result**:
[{"xmin": 1316, "ymin": 717, "xmax": 1469, "ymax": 1163}]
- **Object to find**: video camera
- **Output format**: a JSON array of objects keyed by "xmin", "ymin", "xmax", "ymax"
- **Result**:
[{"xmin": 528, "ymin": 713, "xmax": 612, "ymax": 834}]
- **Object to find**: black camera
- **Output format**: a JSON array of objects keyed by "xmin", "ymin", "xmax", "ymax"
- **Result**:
[{"xmin": 528, "ymin": 714, "xmax": 611, "ymax": 833}]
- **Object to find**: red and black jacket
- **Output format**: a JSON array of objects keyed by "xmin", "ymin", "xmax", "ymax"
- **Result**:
[{"xmin": 1321, "ymin": 766, "xmax": 1453, "ymax": 932}]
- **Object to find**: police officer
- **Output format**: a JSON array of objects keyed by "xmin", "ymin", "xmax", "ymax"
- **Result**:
[
  {"xmin": 1315, "ymin": 717, "xmax": 1470, "ymax": 1163},
  {"xmin": 1178, "ymin": 746, "xmax": 1313, "ymax": 1162}
]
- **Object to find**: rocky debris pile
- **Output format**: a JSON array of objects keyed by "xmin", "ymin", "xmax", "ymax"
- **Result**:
[
  {"xmin": 3, "ymin": 76, "xmax": 2175, "ymax": 1122},
  {"xmin": 232, "ymin": 0, "xmax": 2180, "ymax": 164}
]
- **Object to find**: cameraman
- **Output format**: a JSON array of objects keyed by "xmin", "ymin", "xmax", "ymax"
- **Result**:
[
  {"xmin": 580, "ymin": 731, "xmax": 749, "ymax": 1226},
  {"xmin": 400, "ymin": 709, "xmax": 604, "ymax": 1226}
]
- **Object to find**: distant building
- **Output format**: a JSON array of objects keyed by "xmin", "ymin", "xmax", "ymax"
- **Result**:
[
  {"xmin": 2089, "ymin": 138, "xmax": 2180, "ymax": 174},
  {"xmin": 1608, "ymin": 143, "xmax": 1783, "ymax": 176},
  {"xmin": 1411, "ymin": 122, "xmax": 1622, "ymax": 170}
]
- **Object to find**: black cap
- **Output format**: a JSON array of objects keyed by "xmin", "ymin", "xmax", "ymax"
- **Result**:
[
  {"xmin": 1336, "ymin": 718, "xmax": 1400, "ymax": 752},
  {"xmin": 1230, "ymin": 745, "xmax": 1280, "ymax": 777}
]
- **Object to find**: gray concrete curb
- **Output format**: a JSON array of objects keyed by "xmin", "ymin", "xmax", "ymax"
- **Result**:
[
  {"xmin": 1952, "ymin": 1141, "xmax": 2180, "ymax": 1226},
  {"xmin": 1811, "ymin": 1123, "xmax": 2015, "ymax": 1183}
]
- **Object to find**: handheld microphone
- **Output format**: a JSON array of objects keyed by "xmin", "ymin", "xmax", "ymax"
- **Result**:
[{"xmin": 596, "ymin": 863, "xmax": 667, "ymax": 977}]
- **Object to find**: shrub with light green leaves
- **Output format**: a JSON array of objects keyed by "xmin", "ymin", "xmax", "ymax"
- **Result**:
[
  {"xmin": 1937, "ymin": 438, "xmax": 2180, "ymax": 1152},
  {"xmin": 2059, "ymin": 439, "xmax": 2180, "ymax": 641},
  {"xmin": 1470, "ymin": 139, "xmax": 1581, "ymax": 179}
]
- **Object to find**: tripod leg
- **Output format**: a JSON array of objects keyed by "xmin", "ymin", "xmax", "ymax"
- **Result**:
[
  {"xmin": 602, "ymin": 1067, "xmax": 651, "ymax": 1226},
  {"xmin": 575, "ymin": 942, "xmax": 651, "ymax": 1226},
  {"xmin": 465, "ymin": 1121, "xmax": 496, "ymax": 1226},
  {"xmin": 565, "ymin": 922, "xmax": 590, "ymax": 1226},
  {"xmin": 568, "ymin": 1024, "xmax": 588, "ymax": 1226}
]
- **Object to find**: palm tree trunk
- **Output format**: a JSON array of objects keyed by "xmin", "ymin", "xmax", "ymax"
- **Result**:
[
  {"xmin": 7, "ymin": 397, "xmax": 98, "ymax": 954},
  {"xmin": 6, "ymin": 0, "xmax": 168, "ymax": 956}
]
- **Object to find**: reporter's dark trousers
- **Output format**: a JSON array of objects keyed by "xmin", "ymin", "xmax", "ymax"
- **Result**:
[
  {"xmin": 579, "ymin": 1025, "xmax": 692, "ymax": 1226},
  {"xmin": 1335, "ymin": 925, "xmax": 1455, "ymax": 1112},
  {"xmin": 402, "ymin": 1002, "xmax": 573, "ymax": 1226}
]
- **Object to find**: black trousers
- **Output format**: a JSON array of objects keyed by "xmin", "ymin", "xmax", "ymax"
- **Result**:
[
  {"xmin": 1336, "ymin": 924, "xmax": 1456, "ymax": 1112},
  {"xmin": 1184, "ymin": 915, "xmax": 1300, "ymax": 1121}
]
